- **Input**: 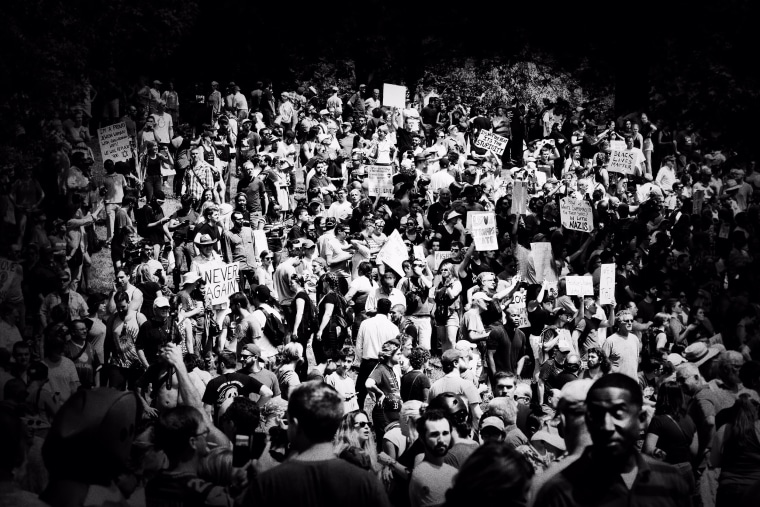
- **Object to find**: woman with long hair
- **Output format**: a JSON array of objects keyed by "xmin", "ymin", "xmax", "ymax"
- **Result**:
[
  {"xmin": 333, "ymin": 410, "xmax": 379, "ymax": 472},
  {"xmin": 434, "ymin": 259, "xmax": 462, "ymax": 352},
  {"xmin": 316, "ymin": 272, "xmax": 349, "ymax": 368},
  {"xmin": 443, "ymin": 442, "xmax": 534, "ymax": 507},
  {"xmin": 643, "ymin": 381, "xmax": 698, "ymax": 485},
  {"xmin": 712, "ymin": 395, "xmax": 760, "ymax": 507},
  {"xmin": 345, "ymin": 261, "xmax": 376, "ymax": 340}
]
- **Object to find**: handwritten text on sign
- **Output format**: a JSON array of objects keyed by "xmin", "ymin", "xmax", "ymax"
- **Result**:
[
  {"xmin": 565, "ymin": 275, "xmax": 594, "ymax": 296},
  {"xmin": 468, "ymin": 211, "xmax": 498, "ymax": 251},
  {"xmin": 509, "ymin": 289, "xmax": 530, "ymax": 328},
  {"xmin": 376, "ymin": 230, "xmax": 408, "ymax": 277},
  {"xmin": 474, "ymin": 130, "xmax": 508, "ymax": 156},
  {"xmin": 366, "ymin": 165, "xmax": 394, "ymax": 197},
  {"xmin": 434, "ymin": 251, "xmax": 453, "ymax": 270},
  {"xmin": 560, "ymin": 197, "xmax": 594, "ymax": 232},
  {"xmin": 599, "ymin": 263, "xmax": 616, "ymax": 305},
  {"xmin": 98, "ymin": 122, "xmax": 132, "ymax": 164},
  {"xmin": 198, "ymin": 261, "xmax": 240, "ymax": 305},
  {"xmin": 607, "ymin": 149, "xmax": 636, "ymax": 175},
  {"xmin": 0, "ymin": 258, "xmax": 18, "ymax": 301}
]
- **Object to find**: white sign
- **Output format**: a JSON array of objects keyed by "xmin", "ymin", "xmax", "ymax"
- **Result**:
[
  {"xmin": 434, "ymin": 251, "xmax": 453, "ymax": 271},
  {"xmin": 252, "ymin": 230, "xmax": 268, "ymax": 258},
  {"xmin": 197, "ymin": 261, "xmax": 240, "ymax": 305},
  {"xmin": 531, "ymin": 242, "xmax": 556, "ymax": 283},
  {"xmin": 610, "ymin": 140, "xmax": 626, "ymax": 151},
  {"xmin": 607, "ymin": 149, "xmax": 636, "ymax": 175},
  {"xmin": 474, "ymin": 130, "xmax": 508, "ymax": 156},
  {"xmin": 511, "ymin": 180, "xmax": 528, "ymax": 214},
  {"xmin": 413, "ymin": 245, "xmax": 426, "ymax": 262},
  {"xmin": 0, "ymin": 258, "xmax": 18, "ymax": 301},
  {"xmin": 565, "ymin": 275, "xmax": 594, "ymax": 296},
  {"xmin": 376, "ymin": 229, "xmax": 408, "ymax": 277},
  {"xmin": 468, "ymin": 211, "xmax": 498, "ymax": 251},
  {"xmin": 366, "ymin": 165, "xmax": 394, "ymax": 197},
  {"xmin": 560, "ymin": 197, "xmax": 594, "ymax": 233},
  {"xmin": 98, "ymin": 122, "xmax": 132, "ymax": 164},
  {"xmin": 599, "ymin": 263, "xmax": 616, "ymax": 305},
  {"xmin": 382, "ymin": 83, "xmax": 407, "ymax": 109},
  {"xmin": 509, "ymin": 289, "xmax": 530, "ymax": 328}
]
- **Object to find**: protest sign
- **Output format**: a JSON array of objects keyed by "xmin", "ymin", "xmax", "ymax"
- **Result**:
[
  {"xmin": 376, "ymin": 229, "xmax": 408, "ymax": 277},
  {"xmin": 610, "ymin": 140, "xmax": 626, "ymax": 151},
  {"xmin": 545, "ymin": 280, "xmax": 558, "ymax": 299},
  {"xmin": 413, "ymin": 245, "xmax": 426, "ymax": 262},
  {"xmin": 468, "ymin": 211, "xmax": 498, "ymax": 251},
  {"xmin": 509, "ymin": 288, "xmax": 530, "ymax": 328},
  {"xmin": 565, "ymin": 275, "xmax": 594, "ymax": 296},
  {"xmin": 382, "ymin": 83, "xmax": 407, "ymax": 109},
  {"xmin": 366, "ymin": 165, "xmax": 394, "ymax": 197},
  {"xmin": 197, "ymin": 261, "xmax": 240, "ymax": 305},
  {"xmin": 607, "ymin": 149, "xmax": 636, "ymax": 175},
  {"xmin": 599, "ymin": 263, "xmax": 616, "ymax": 305},
  {"xmin": 473, "ymin": 130, "xmax": 508, "ymax": 156},
  {"xmin": 511, "ymin": 180, "xmax": 528, "ymax": 214},
  {"xmin": 0, "ymin": 258, "xmax": 18, "ymax": 301},
  {"xmin": 531, "ymin": 242, "xmax": 557, "ymax": 283},
  {"xmin": 559, "ymin": 197, "xmax": 594, "ymax": 233},
  {"xmin": 693, "ymin": 189, "xmax": 705, "ymax": 215},
  {"xmin": 252, "ymin": 230, "xmax": 268, "ymax": 258},
  {"xmin": 434, "ymin": 251, "xmax": 453, "ymax": 271},
  {"xmin": 98, "ymin": 122, "xmax": 132, "ymax": 164}
]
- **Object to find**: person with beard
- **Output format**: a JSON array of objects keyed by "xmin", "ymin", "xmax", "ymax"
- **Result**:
[
  {"xmin": 602, "ymin": 310, "xmax": 640, "ymax": 380},
  {"xmin": 534, "ymin": 374, "xmax": 691, "ymax": 507},
  {"xmin": 408, "ymin": 409, "xmax": 457, "ymax": 507}
]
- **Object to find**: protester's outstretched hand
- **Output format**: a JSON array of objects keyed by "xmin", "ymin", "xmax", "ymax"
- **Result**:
[{"xmin": 162, "ymin": 342, "xmax": 185, "ymax": 370}]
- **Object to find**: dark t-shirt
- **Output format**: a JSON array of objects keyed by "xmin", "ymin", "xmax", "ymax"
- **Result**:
[
  {"xmin": 400, "ymin": 370, "xmax": 431, "ymax": 402},
  {"xmin": 486, "ymin": 323, "xmax": 512, "ymax": 374},
  {"xmin": 202, "ymin": 372, "xmax": 263, "ymax": 421},
  {"xmin": 443, "ymin": 441, "xmax": 479, "ymax": 469},
  {"xmin": 240, "ymin": 177, "xmax": 265, "ymax": 214},
  {"xmin": 369, "ymin": 363, "xmax": 400, "ymax": 397},
  {"xmin": 248, "ymin": 458, "xmax": 391, "ymax": 507},
  {"xmin": 135, "ymin": 319, "xmax": 170, "ymax": 366},
  {"xmin": 145, "ymin": 471, "xmax": 232, "ymax": 507},
  {"xmin": 527, "ymin": 307, "xmax": 550, "ymax": 337},
  {"xmin": 647, "ymin": 414, "xmax": 697, "ymax": 464},
  {"xmin": 427, "ymin": 202, "xmax": 451, "ymax": 231}
]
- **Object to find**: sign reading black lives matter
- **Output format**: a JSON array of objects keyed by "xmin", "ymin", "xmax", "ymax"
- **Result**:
[
  {"xmin": 607, "ymin": 149, "xmax": 636, "ymax": 175},
  {"xmin": 560, "ymin": 197, "xmax": 594, "ymax": 232},
  {"xmin": 98, "ymin": 122, "xmax": 132, "ymax": 164},
  {"xmin": 468, "ymin": 211, "xmax": 498, "ymax": 251},
  {"xmin": 474, "ymin": 130, "xmax": 508, "ymax": 156}
]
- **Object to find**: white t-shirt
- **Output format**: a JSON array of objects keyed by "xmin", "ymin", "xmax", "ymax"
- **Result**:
[
  {"xmin": 43, "ymin": 356, "xmax": 80, "ymax": 405},
  {"xmin": 326, "ymin": 372, "xmax": 359, "ymax": 413},
  {"xmin": 409, "ymin": 460, "xmax": 458, "ymax": 507},
  {"xmin": 151, "ymin": 112, "xmax": 173, "ymax": 144}
]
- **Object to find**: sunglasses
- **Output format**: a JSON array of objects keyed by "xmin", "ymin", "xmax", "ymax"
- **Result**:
[
  {"xmin": 354, "ymin": 421, "xmax": 372, "ymax": 429},
  {"xmin": 264, "ymin": 256, "xmax": 274, "ymax": 260}
]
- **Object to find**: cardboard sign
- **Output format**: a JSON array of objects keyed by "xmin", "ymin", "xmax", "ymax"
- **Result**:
[
  {"xmin": 509, "ymin": 288, "xmax": 530, "ymax": 328},
  {"xmin": 560, "ymin": 197, "xmax": 594, "ymax": 233},
  {"xmin": 473, "ymin": 130, "xmax": 508, "ymax": 156},
  {"xmin": 511, "ymin": 180, "xmax": 528, "ymax": 214},
  {"xmin": 607, "ymin": 149, "xmax": 636, "ymax": 175},
  {"xmin": 693, "ymin": 189, "xmax": 705, "ymax": 216},
  {"xmin": 531, "ymin": 242, "xmax": 557, "ymax": 283},
  {"xmin": 413, "ymin": 245, "xmax": 426, "ymax": 262},
  {"xmin": 382, "ymin": 83, "xmax": 407, "ymax": 109},
  {"xmin": 197, "ymin": 261, "xmax": 240, "ymax": 305},
  {"xmin": 0, "ymin": 258, "xmax": 18, "ymax": 301},
  {"xmin": 366, "ymin": 165, "xmax": 394, "ymax": 197},
  {"xmin": 599, "ymin": 263, "xmax": 616, "ymax": 305},
  {"xmin": 610, "ymin": 140, "xmax": 626, "ymax": 151},
  {"xmin": 376, "ymin": 229, "xmax": 408, "ymax": 277},
  {"xmin": 468, "ymin": 211, "xmax": 498, "ymax": 251},
  {"xmin": 98, "ymin": 122, "xmax": 132, "ymax": 164},
  {"xmin": 252, "ymin": 230, "xmax": 268, "ymax": 258},
  {"xmin": 565, "ymin": 275, "xmax": 594, "ymax": 296},
  {"xmin": 434, "ymin": 251, "xmax": 453, "ymax": 271}
]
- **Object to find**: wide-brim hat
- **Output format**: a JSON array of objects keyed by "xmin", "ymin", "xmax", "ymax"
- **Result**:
[
  {"xmin": 684, "ymin": 342, "xmax": 720, "ymax": 367},
  {"xmin": 195, "ymin": 233, "xmax": 215, "ymax": 246},
  {"xmin": 181, "ymin": 272, "xmax": 200, "ymax": 286}
]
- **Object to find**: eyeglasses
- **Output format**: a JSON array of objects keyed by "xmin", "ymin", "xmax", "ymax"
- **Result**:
[
  {"xmin": 194, "ymin": 427, "xmax": 210, "ymax": 439},
  {"xmin": 354, "ymin": 421, "xmax": 372, "ymax": 429},
  {"xmin": 450, "ymin": 248, "xmax": 460, "ymax": 252},
  {"xmin": 264, "ymin": 257, "xmax": 274, "ymax": 260},
  {"xmin": 620, "ymin": 319, "xmax": 634, "ymax": 324}
]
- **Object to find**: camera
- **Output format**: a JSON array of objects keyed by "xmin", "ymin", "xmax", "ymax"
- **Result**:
[{"xmin": 232, "ymin": 432, "xmax": 267, "ymax": 467}]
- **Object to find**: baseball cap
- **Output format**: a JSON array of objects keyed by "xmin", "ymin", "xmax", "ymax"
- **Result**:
[
  {"xmin": 557, "ymin": 339, "xmax": 572, "ymax": 353},
  {"xmin": 454, "ymin": 340, "xmax": 477, "ymax": 352},
  {"xmin": 472, "ymin": 292, "xmax": 492, "ymax": 302},
  {"xmin": 480, "ymin": 416, "xmax": 506, "ymax": 433},
  {"xmin": 383, "ymin": 393, "xmax": 403, "ymax": 412},
  {"xmin": 441, "ymin": 349, "xmax": 465, "ymax": 366},
  {"xmin": 446, "ymin": 210, "xmax": 462, "ymax": 221},
  {"xmin": 153, "ymin": 296, "xmax": 170, "ymax": 309},
  {"xmin": 242, "ymin": 343, "xmax": 262, "ymax": 357},
  {"xmin": 300, "ymin": 239, "xmax": 316, "ymax": 249},
  {"xmin": 252, "ymin": 285, "xmax": 271, "ymax": 301}
]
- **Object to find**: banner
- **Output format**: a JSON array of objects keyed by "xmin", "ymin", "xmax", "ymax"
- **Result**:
[
  {"xmin": 511, "ymin": 180, "xmax": 528, "ymax": 214},
  {"xmin": 607, "ymin": 149, "xmax": 636, "ymax": 175},
  {"xmin": 565, "ymin": 275, "xmax": 594, "ymax": 296},
  {"xmin": 468, "ymin": 211, "xmax": 498, "ymax": 251},
  {"xmin": 376, "ymin": 229, "xmax": 408, "ymax": 277},
  {"xmin": 509, "ymin": 288, "xmax": 530, "ymax": 328},
  {"xmin": 382, "ymin": 83, "xmax": 407, "ymax": 109},
  {"xmin": 473, "ymin": 130, "xmax": 508, "ymax": 156},
  {"xmin": 559, "ymin": 197, "xmax": 594, "ymax": 233},
  {"xmin": 531, "ymin": 242, "xmax": 556, "ymax": 283},
  {"xmin": 197, "ymin": 261, "xmax": 240, "ymax": 305},
  {"xmin": 434, "ymin": 251, "xmax": 453, "ymax": 271},
  {"xmin": 98, "ymin": 122, "xmax": 132, "ymax": 164},
  {"xmin": 599, "ymin": 263, "xmax": 616, "ymax": 305},
  {"xmin": 366, "ymin": 165, "xmax": 394, "ymax": 197}
]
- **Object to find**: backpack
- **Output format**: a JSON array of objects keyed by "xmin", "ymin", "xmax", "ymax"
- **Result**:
[{"xmin": 260, "ymin": 307, "xmax": 289, "ymax": 347}]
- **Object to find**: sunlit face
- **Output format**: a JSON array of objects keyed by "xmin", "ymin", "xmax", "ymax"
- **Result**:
[
  {"xmin": 422, "ymin": 418, "xmax": 452, "ymax": 458},
  {"xmin": 354, "ymin": 413, "xmax": 371, "ymax": 443},
  {"xmin": 495, "ymin": 378, "xmax": 516, "ymax": 398},
  {"xmin": 585, "ymin": 387, "xmax": 645, "ymax": 462}
]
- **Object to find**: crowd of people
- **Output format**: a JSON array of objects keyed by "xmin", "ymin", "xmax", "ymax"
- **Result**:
[{"xmin": 1, "ymin": 77, "xmax": 760, "ymax": 507}]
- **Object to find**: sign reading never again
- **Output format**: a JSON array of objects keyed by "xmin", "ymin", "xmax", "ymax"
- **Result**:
[{"xmin": 197, "ymin": 261, "xmax": 240, "ymax": 305}]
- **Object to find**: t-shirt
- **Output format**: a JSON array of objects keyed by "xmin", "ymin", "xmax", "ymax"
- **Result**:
[
  {"xmin": 369, "ymin": 363, "xmax": 400, "ymax": 397},
  {"xmin": 429, "ymin": 375, "xmax": 481, "ymax": 406},
  {"xmin": 486, "ymin": 323, "xmax": 512, "ymax": 374},
  {"xmin": 409, "ymin": 460, "xmax": 457, "ymax": 507},
  {"xmin": 202, "ymin": 372, "xmax": 263, "ymax": 421},
  {"xmin": 647, "ymin": 414, "xmax": 696, "ymax": 465},
  {"xmin": 326, "ymin": 372, "xmax": 360, "ymax": 413},
  {"xmin": 145, "ymin": 470, "xmax": 232, "ymax": 507},
  {"xmin": 602, "ymin": 333, "xmax": 640, "ymax": 380},
  {"xmin": 63, "ymin": 340, "xmax": 99, "ymax": 388},
  {"xmin": 135, "ymin": 319, "xmax": 171, "ymax": 366},
  {"xmin": 43, "ymin": 356, "xmax": 79, "ymax": 405},
  {"xmin": 250, "ymin": 458, "xmax": 391, "ymax": 507},
  {"xmin": 401, "ymin": 370, "xmax": 431, "ymax": 402},
  {"xmin": 246, "ymin": 368, "xmax": 281, "ymax": 402},
  {"xmin": 443, "ymin": 441, "xmax": 479, "ymax": 469}
]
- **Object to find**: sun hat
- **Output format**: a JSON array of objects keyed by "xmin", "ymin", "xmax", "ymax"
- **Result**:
[{"xmin": 683, "ymin": 342, "xmax": 721, "ymax": 367}]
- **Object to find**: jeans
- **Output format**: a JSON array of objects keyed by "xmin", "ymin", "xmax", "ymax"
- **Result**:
[
  {"xmin": 356, "ymin": 358, "xmax": 379, "ymax": 411},
  {"xmin": 105, "ymin": 203, "xmax": 121, "ymax": 241},
  {"xmin": 144, "ymin": 175, "xmax": 163, "ymax": 202}
]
